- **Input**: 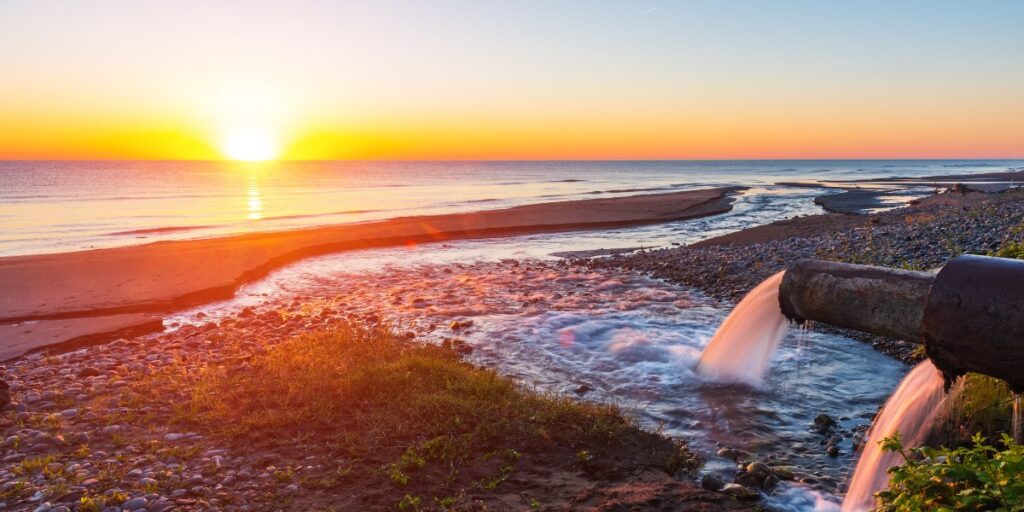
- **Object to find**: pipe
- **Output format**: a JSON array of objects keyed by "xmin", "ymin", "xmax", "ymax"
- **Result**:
[
  {"xmin": 922, "ymin": 255, "xmax": 1024, "ymax": 392},
  {"xmin": 779, "ymin": 256, "xmax": 1024, "ymax": 392},
  {"xmin": 778, "ymin": 260, "xmax": 933, "ymax": 343}
]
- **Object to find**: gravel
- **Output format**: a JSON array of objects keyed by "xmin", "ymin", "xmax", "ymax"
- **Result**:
[{"xmin": 589, "ymin": 189, "xmax": 1024, "ymax": 362}]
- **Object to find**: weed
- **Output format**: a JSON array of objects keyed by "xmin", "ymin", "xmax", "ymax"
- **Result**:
[
  {"xmin": 398, "ymin": 494, "xmax": 421, "ymax": 511},
  {"xmin": 272, "ymin": 467, "xmax": 294, "ymax": 483},
  {"xmin": 878, "ymin": 433, "xmax": 1024, "ymax": 511}
]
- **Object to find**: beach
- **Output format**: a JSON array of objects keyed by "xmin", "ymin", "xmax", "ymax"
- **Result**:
[
  {"xmin": 0, "ymin": 187, "xmax": 739, "ymax": 360},
  {"xmin": 0, "ymin": 166, "xmax": 1022, "ymax": 511}
]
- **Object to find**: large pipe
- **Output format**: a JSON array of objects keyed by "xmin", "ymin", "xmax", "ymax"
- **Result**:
[
  {"xmin": 778, "ymin": 260, "xmax": 933, "ymax": 343},
  {"xmin": 779, "ymin": 255, "xmax": 1024, "ymax": 392}
]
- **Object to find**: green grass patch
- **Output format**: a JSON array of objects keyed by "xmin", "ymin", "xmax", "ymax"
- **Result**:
[
  {"xmin": 171, "ymin": 323, "xmax": 689, "ymax": 508},
  {"xmin": 186, "ymin": 324, "xmax": 634, "ymax": 450},
  {"xmin": 932, "ymin": 374, "xmax": 1015, "ymax": 446}
]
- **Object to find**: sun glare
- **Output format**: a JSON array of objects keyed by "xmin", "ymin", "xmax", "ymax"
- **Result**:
[{"xmin": 222, "ymin": 127, "xmax": 280, "ymax": 161}]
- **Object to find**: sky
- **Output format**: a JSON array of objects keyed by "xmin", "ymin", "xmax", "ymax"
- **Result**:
[{"xmin": 1, "ymin": 0, "xmax": 1023, "ymax": 160}]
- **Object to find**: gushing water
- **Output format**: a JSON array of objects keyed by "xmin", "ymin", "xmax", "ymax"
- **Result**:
[
  {"xmin": 1014, "ymin": 393, "xmax": 1023, "ymax": 444},
  {"xmin": 842, "ymin": 360, "xmax": 945, "ymax": 512},
  {"xmin": 697, "ymin": 271, "xmax": 789, "ymax": 386}
]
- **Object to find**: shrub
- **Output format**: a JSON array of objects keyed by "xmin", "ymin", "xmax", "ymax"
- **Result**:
[
  {"xmin": 876, "ymin": 433, "xmax": 1024, "ymax": 511},
  {"xmin": 995, "ymin": 241, "xmax": 1024, "ymax": 260},
  {"xmin": 930, "ymin": 374, "xmax": 1014, "ymax": 446}
]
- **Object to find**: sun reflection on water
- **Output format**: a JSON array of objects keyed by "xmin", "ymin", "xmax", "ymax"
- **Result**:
[{"xmin": 246, "ymin": 174, "xmax": 263, "ymax": 220}]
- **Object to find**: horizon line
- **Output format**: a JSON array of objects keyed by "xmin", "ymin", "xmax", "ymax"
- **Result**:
[{"xmin": 2, "ymin": 157, "xmax": 1024, "ymax": 163}]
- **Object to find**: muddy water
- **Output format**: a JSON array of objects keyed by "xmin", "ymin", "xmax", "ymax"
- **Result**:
[{"xmin": 168, "ymin": 242, "xmax": 907, "ymax": 509}]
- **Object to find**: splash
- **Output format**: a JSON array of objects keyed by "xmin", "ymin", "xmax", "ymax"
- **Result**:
[
  {"xmin": 841, "ymin": 360, "xmax": 945, "ymax": 512},
  {"xmin": 697, "ymin": 271, "xmax": 789, "ymax": 386}
]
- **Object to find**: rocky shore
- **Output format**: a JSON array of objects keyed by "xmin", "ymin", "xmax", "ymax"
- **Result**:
[
  {"xmin": 589, "ymin": 189, "xmax": 1024, "ymax": 362},
  {"xmin": 0, "ymin": 271, "xmax": 757, "ymax": 512},
  {"xmin": 2, "ymin": 187, "xmax": 1019, "ymax": 511}
]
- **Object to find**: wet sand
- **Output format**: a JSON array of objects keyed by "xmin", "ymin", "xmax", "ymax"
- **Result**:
[
  {"xmin": 0, "ymin": 187, "xmax": 740, "ymax": 355},
  {"xmin": 778, "ymin": 168, "xmax": 1024, "ymax": 214}
]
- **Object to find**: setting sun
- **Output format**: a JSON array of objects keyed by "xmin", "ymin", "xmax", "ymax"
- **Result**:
[{"xmin": 221, "ymin": 127, "xmax": 280, "ymax": 161}]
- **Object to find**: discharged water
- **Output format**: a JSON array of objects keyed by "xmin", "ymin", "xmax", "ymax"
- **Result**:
[
  {"xmin": 1014, "ymin": 394, "xmax": 1023, "ymax": 445},
  {"xmin": 841, "ymin": 361, "xmax": 945, "ymax": 511},
  {"xmin": 168, "ymin": 244, "xmax": 909, "ymax": 509},
  {"xmin": 697, "ymin": 271, "xmax": 788, "ymax": 386}
]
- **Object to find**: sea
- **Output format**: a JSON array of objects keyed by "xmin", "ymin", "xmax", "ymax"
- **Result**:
[{"xmin": 1, "ymin": 159, "xmax": 1021, "ymax": 257}]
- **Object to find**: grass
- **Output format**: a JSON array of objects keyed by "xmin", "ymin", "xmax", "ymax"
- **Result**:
[
  {"xmin": 184, "ymin": 323, "xmax": 635, "ymax": 450},
  {"xmin": 164, "ymin": 323, "xmax": 693, "ymax": 509},
  {"xmin": 931, "ymin": 373, "xmax": 1016, "ymax": 446}
]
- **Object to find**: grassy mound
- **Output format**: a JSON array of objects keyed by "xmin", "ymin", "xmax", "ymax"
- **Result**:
[
  {"xmin": 171, "ymin": 324, "xmax": 713, "ymax": 510},
  {"xmin": 188, "ymin": 324, "xmax": 632, "ymax": 448}
]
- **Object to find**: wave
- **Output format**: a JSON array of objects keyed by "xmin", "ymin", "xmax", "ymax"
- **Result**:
[
  {"xmin": 257, "ymin": 209, "xmax": 380, "ymax": 222},
  {"xmin": 107, "ymin": 225, "xmax": 214, "ymax": 236},
  {"xmin": 588, "ymin": 186, "xmax": 678, "ymax": 195}
]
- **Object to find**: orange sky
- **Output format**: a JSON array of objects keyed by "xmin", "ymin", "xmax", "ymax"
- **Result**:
[{"xmin": 2, "ymin": 1, "xmax": 1023, "ymax": 160}]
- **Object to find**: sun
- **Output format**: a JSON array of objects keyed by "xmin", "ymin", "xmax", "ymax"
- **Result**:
[{"xmin": 221, "ymin": 127, "xmax": 281, "ymax": 161}]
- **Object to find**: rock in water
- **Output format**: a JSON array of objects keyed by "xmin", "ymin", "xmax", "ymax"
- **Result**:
[
  {"xmin": 701, "ymin": 473, "xmax": 726, "ymax": 492},
  {"xmin": 813, "ymin": 414, "xmax": 836, "ymax": 434},
  {"xmin": 721, "ymin": 483, "xmax": 760, "ymax": 501}
]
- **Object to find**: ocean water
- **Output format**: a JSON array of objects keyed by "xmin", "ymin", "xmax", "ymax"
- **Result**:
[{"xmin": 1, "ymin": 159, "xmax": 1020, "ymax": 256}]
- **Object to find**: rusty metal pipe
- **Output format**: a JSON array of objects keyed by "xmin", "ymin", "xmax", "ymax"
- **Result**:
[
  {"xmin": 779, "ymin": 255, "xmax": 1024, "ymax": 392},
  {"xmin": 778, "ymin": 260, "xmax": 933, "ymax": 343}
]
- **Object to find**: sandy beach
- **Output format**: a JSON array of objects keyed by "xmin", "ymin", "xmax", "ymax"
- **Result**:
[{"xmin": 0, "ymin": 187, "xmax": 739, "ymax": 360}]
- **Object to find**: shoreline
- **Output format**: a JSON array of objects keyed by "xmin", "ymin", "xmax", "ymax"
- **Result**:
[
  {"xmin": 0, "ymin": 187, "xmax": 740, "ymax": 359},
  {"xmin": 778, "ymin": 168, "xmax": 1024, "ymax": 214},
  {"xmin": 591, "ymin": 188, "xmax": 1024, "ymax": 362}
]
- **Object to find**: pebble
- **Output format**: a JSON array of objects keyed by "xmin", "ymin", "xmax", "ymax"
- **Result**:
[
  {"xmin": 721, "ymin": 483, "xmax": 760, "ymax": 501},
  {"xmin": 121, "ymin": 497, "xmax": 148, "ymax": 510}
]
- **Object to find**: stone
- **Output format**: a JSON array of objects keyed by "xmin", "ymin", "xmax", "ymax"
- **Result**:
[
  {"xmin": 149, "ymin": 500, "xmax": 175, "ymax": 512},
  {"xmin": 813, "ymin": 414, "xmax": 836, "ymax": 434},
  {"xmin": 746, "ymin": 461, "xmax": 771, "ymax": 481},
  {"xmin": 827, "ymin": 445, "xmax": 840, "ymax": 457},
  {"xmin": 121, "ymin": 497, "xmax": 148, "ymax": 510},
  {"xmin": 77, "ymin": 367, "xmax": 102, "ymax": 377},
  {"xmin": 700, "ymin": 473, "xmax": 726, "ymax": 492},
  {"xmin": 770, "ymin": 465, "xmax": 795, "ymax": 481},
  {"xmin": 721, "ymin": 483, "xmax": 760, "ymax": 501}
]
